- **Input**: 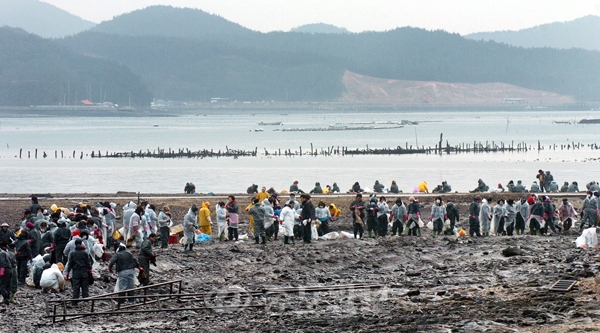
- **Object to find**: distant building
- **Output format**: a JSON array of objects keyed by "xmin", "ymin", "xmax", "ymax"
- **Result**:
[{"xmin": 503, "ymin": 98, "xmax": 526, "ymax": 104}]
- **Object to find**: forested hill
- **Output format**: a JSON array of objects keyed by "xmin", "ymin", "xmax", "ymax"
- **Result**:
[
  {"xmin": 61, "ymin": 21, "xmax": 600, "ymax": 102},
  {"xmin": 0, "ymin": 0, "xmax": 95, "ymax": 38},
  {"xmin": 91, "ymin": 5, "xmax": 256, "ymax": 39},
  {"xmin": 466, "ymin": 15, "xmax": 600, "ymax": 51},
  {"xmin": 0, "ymin": 27, "xmax": 152, "ymax": 106}
]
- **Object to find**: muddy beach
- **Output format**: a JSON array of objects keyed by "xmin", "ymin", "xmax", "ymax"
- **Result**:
[{"xmin": 1, "ymin": 192, "xmax": 599, "ymax": 332}]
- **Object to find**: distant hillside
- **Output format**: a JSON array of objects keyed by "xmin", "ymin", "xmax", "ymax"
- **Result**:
[
  {"xmin": 0, "ymin": 0, "xmax": 95, "ymax": 38},
  {"xmin": 466, "ymin": 15, "xmax": 600, "ymax": 50},
  {"xmin": 291, "ymin": 23, "xmax": 350, "ymax": 34},
  {"xmin": 57, "ymin": 7, "xmax": 600, "ymax": 103},
  {"xmin": 91, "ymin": 5, "xmax": 255, "ymax": 38},
  {"xmin": 340, "ymin": 71, "xmax": 575, "ymax": 104},
  {"xmin": 0, "ymin": 27, "xmax": 152, "ymax": 106}
]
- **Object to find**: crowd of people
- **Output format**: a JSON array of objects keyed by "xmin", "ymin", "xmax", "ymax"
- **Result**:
[{"xmin": 0, "ymin": 172, "xmax": 596, "ymax": 307}]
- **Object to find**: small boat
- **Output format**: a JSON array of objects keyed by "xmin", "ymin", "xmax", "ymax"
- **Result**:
[
  {"xmin": 553, "ymin": 121, "xmax": 571, "ymax": 125},
  {"xmin": 579, "ymin": 119, "xmax": 600, "ymax": 124},
  {"xmin": 153, "ymin": 124, "xmax": 159, "ymax": 127},
  {"xmin": 258, "ymin": 121, "xmax": 282, "ymax": 125},
  {"xmin": 254, "ymin": 128, "xmax": 264, "ymax": 132}
]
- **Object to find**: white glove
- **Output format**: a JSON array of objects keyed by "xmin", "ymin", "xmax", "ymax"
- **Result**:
[
  {"xmin": 168, "ymin": 221, "xmax": 173, "ymax": 227},
  {"xmin": 302, "ymin": 220, "xmax": 307, "ymax": 226}
]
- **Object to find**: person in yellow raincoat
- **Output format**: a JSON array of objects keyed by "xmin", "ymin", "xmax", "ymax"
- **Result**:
[
  {"xmin": 257, "ymin": 187, "xmax": 270, "ymax": 203},
  {"xmin": 245, "ymin": 202, "xmax": 255, "ymax": 234},
  {"xmin": 199, "ymin": 202, "xmax": 212, "ymax": 235},
  {"xmin": 418, "ymin": 181, "xmax": 429, "ymax": 193},
  {"xmin": 328, "ymin": 203, "xmax": 341, "ymax": 220},
  {"xmin": 323, "ymin": 185, "xmax": 331, "ymax": 194}
]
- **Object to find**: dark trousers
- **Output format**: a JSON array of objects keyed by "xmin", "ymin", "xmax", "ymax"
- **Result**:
[
  {"xmin": 353, "ymin": 222, "xmax": 364, "ymax": 238},
  {"xmin": 496, "ymin": 217, "xmax": 505, "ymax": 235},
  {"xmin": 16, "ymin": 258, "xmax": 28, "ymax": 283},
  {"xmin": 469, "ymin": 217, "xmax": 481, "ymax": 237},
  {"xmin": 303, "ymin": 221, "xmax": 312, "ymax": 243},
  {"xmin": 0, "ymin": 269, "xmax": 12, "ymax": 302},
  {"xmin": 515, "ymin": 213, "xmax": 525, "ymax": 231},
  {"xmin": 506, "ymin": 222, "xmax": 515, "ymax": 236},
  {"xmin": 367, "ymin": 217, "xmax": 378, "ymax": 233},
  {"xmin": 55, "ymin": 245, "xmax": 66, "ymax": 264},
  {"xmin": 228, "ymin": 227, "xmax": 239, "ymax": 241},
  {"xmin": 318, "ymin": 220, "xmax": 330, "ymax": 236},
  {"xmin": 71, "ymin": 269, "xmax": 89, "ymax": 300},
  {"xmin": 33, "ymin": 267, "xmax": 43, "ymax": 288},
  {"xmin": 391, "ymin": 220, "xmax": 403, "ymax": 236},
  {"xmin": 293, "ymin": 225, "xmax": 302, "ymax": 239},
  {"xmin": 377, "ymin": 215, "xmax": 388, "ymax": 236},
  {"xmin": 160, "ymin": 226, "xmax": 170, "ymax": 248},
  {"xmin": 139, "ymin": 256, "xmax": 150, "ymax": 286}
]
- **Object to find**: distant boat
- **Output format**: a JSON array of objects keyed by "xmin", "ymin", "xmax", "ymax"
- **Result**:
[
  {"xmin": 579, "ymin": 119, "xmax": 600, "ymax": 124},
  {"xmin": 254, "ymin": 128, "xmax": 264, "ymax": 132},
  {"xmin": 153, "ymin": 124, "xmax": 159, "ymax": 127},
  {"xmin": 258, "ymin": 121, "xmax": 282, "ymax": 125},
  {"xmin": 553, "ymin": 121, "xmax": 571, "ymax": 124}
]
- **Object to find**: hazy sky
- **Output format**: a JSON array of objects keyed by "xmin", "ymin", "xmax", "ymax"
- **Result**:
[{"xmin": 41, "ymin": 0, "xmax": 600, "ymax": 34}]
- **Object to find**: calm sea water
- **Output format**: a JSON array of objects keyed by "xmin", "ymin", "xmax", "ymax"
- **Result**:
[{"xmin": 0, "ymin": 109, "xmax": 599, "ymax": 194}]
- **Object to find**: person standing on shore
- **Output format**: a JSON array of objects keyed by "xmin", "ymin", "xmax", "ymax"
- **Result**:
[
  {"xmin": 469, "ymin": 196, "xmax": 482, "ymax": 237},
  {"xmin": 15, "ymin": 231, "xmax": 32, "ymax": 284},
  {"xmin": 580, "ymin": 191, "xmax": 598, "ymax": 231},
  {"xmin": 445, "ymin": 201, "xmax": 459, "ymax": 235},
  {"xmin": 377, "ymin": 196, "xmax": 390, "ymax": 237},
  {"xmin": 0, "ymin": 240, "xmax": 13, "ymax": 305},
  {"xmin": 479, "ymin": 198, "xmax": 492, "ymax": 236},
  {"xmin": 64, "ymin": 239, "xmax": 92, "ymax": 304},
  {"xmin": 350, "ymin": 194, "xmax": 366, "ymax": 239},
  {"xmin": 199, "ymin": 202, "xmax": 212, "ymax": 236},
  {"xmin": 157, "ymin": 206, "xmax": 172, "ymax": 249},
  {"xmin": 138, "ymin": 233, "xmax": 156, "ymax": 286},
  {"xmin": 558, "ymin": 198, "xmax": 577, "ymax": 232},
  {"xmin": 315, "ymin": 201, "xmax": 331, "ymax": 235},
  {"xmin": 183, "ymin": 205, "xmax": 198, "ymax": 252},
  {"xmin": 406, "ymin": 197, "xmax": 421, "ymax": 236},
  {"xmin": 366, "ymin": 196, "xmax": 379, "ymax": 237},
  {"xmin": 226, "ymin": 196, "xmax": 239, "ymax": 241},
  {"xmin": 299, "ymin": 194, "xmax": 315, "ymax": 244},
  {"xmin": 492, "ymin": 199, "xmax": 506, "ymax": 236},
  {"xmin": 504, "ymin": 199, "xmax": 516, "ymax": 236},
  {"xmin": 280, "ymin": 201, "xmax": 298, "ymax": 245},
  {"xmin": 108, "ymin": 243, "xmax": 141, "ymax": 304},
  {"xmin": 216, "ymin": 202, "xmax": 228, "ymax": 241},
  {"xmin": 430, "ymin": 197, "xmax": 446, "ymax": 237},
  {"xmin": 536, "ymin": 170, "xmax": 545, "ymax": 193},
  {"xmin": 515, "ymin": 196, "xmax": 529, "ymax": 235},
  {"xmin": 248, "ymin": 198, "xmax": 266, "ymax": 244},
  {"xmin": 262, "ymin": 199, "xmax": 275, "ymax": 241},
  {"xmin": 390, "ymin": 198, "xmax": 407, "ymax": 236},
  {"xmin": 528, "ymin": 196, "xmax": 544, "ymax": 235},
  {"xmin": 257, "ymin": 187, "xmax": 270, "ymax": 203}
]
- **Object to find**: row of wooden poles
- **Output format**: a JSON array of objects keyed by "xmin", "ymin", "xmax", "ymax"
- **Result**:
[{"xmin": 16, "ymin": 140, "xmax": 593, "ymax": 160}]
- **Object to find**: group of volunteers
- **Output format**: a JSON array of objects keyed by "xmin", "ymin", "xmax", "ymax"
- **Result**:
[
  {"xmin": 0, "ymin": 197, "xmax": 158, "ymax": 306},
  {"xmin": 0, "ymin": 172, "xmax": 595, "ymax": 307}
]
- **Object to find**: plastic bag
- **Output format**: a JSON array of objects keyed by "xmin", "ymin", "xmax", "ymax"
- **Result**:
[
  {"xmin": 576, "ymin": 227, "xmax": 598, "ymax": 249},
  {"xmin": 443, "ymin": 219, "xmax": 451, "ymax": 231},
  {"xmin": 320, "ymin": 232, "xmax": 340, "ymax": 240},
  {"xmin": 179, "ymin": 235, "xmax": 187, "ymax": 244},
  {"xmin": 238, "ymin": 233, "xmax": 249, "ymax": 240},
  {"xmin": 195, "ymin": 234, "xmax": 212, "ymax": 242},
  {"xmin": 458, "ymin": 228, "xmax": 467, "ymax": 237},
  {"xmin": 340, "ymin": 231, "xmax": 354, "ymax": 239},
  {"xmin": 417, "ymin": 218, "xmax": 424, "ymax": 228},
  {"xmin": 311, "ymin": 224, "xmax": 319, "ymax": 240},
  {"xmin": 426, "ymin": 221, "xmax": 434, "ymax": 230}
]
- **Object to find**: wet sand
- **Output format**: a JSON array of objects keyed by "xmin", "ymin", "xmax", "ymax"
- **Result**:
[{"xmin": 1, "ymin": 192, "xmax": 599, "ymax": 332}]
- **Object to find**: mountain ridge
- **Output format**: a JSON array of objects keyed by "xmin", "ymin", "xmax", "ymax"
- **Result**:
[
  {"xmin": 465, "ymin": 15, "xmax": 600, "ymax": 50},
  {"xmin": 0, "ymin": 0, "xmax": 95, "ymax": 38}
]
